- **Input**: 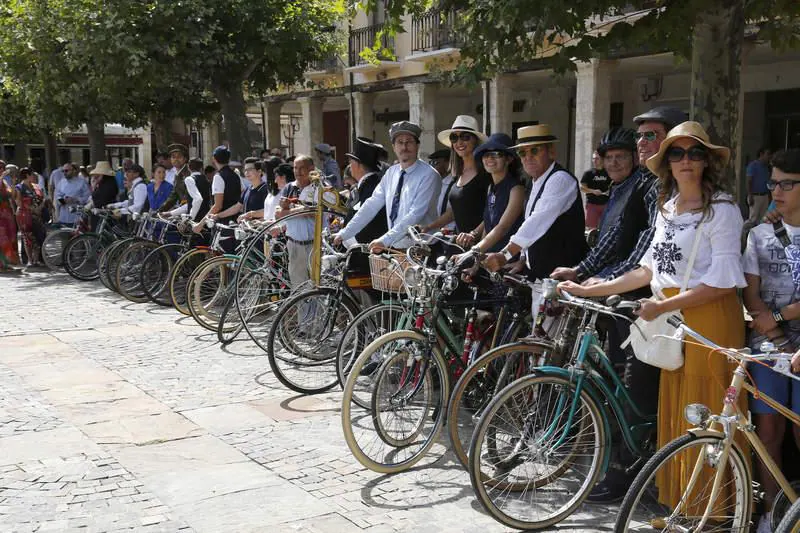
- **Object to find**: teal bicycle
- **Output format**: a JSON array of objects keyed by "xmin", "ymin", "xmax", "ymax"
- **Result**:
[{"xmin": 467, "ymin": 287, "xmax": 655, "ymax": 530}]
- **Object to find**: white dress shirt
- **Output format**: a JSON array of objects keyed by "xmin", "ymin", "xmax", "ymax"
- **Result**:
[
  {"xmin": 108, "ymin": 178, "xmax": 147, "ymax": 214},
  {"xmin": 55, "ymin": 177, "xmax": 91, "ymax": 223},
  {"xmin": 166, "ymin": 167, "xmax": 177, "ymax": 185},
  {"xmin": 168, "ymin": 173, "xmax": 205, "ymax": 220},
  {"xmin": 338, "ymin": 159, "xmax": 441, "ymax": 248},
  {"xmin": 280, "ymin": 182, "xmax": 337, "ymax": 241},
  {"xmin": 509, "ymin": 161, "xmax": 578, "ymax": 265}
]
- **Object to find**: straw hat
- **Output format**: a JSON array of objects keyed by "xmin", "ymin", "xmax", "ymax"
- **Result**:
[
  {"xmin": 646, "ymin": 121, "xmax": 730, "ymax": 179},
  {"xmin": 90, "ymin": 161, "xmax": 115, "ymax": 177},
  {"xmin": 512, "ymin": 124, "xmax": 558, "ymax": 149},
  {"xmin": 437, "ymin": 115, "xmax": 488, "ymax": 147}
]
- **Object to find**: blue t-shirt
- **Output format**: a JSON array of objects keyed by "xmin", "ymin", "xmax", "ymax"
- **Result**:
[{"xmin": 746, "ymin": 159, "xmax": 770, "ymax": 194}]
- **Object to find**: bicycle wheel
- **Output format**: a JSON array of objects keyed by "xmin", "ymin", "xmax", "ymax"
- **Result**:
[
  {"xmin": 141, "ymin": 244, "xmax": 184, "ymax": 306},
  {"xmin": 468, "ymin": 374, "xmax": 605, "ymax": 530},
  {"xmin": 63, "ymin": 233, "xmax": 102, "ymax": 281},
  {"xmin": 168, "ymin": 248, "xmax": 212, "ymax": 315},
  {"xmin": 98, "ymin": 239, "xmax": 126, "ymax": 291},
  {"xmin": 267, "ymin": 287, "xmax": 359, "ymax": 394},
  {"xmin": 615, "ymin": 432, "xmax": 752, "ymax": 533},
  {"xmin": 217, "ymin": 291, "xmax": 245, "ymax": 344},
  {"xmin": 336, "ymin": 302, "xmax": 412, "ymax": 406},
  {"xmin": 116, "ymin": 241, "xmax": 158, "ymax": 303},
  {"xmin": 448, "ymin": 339, "xmax": 556, "ymax": 470},
  {"xmin": 777, "ymin": 497, "xmax": 800, "ymax": 533},
  {"xmin": 42, "ymin": 229, "xmax": 71, "ymax": 270},
  {"xmin": 187, "ymin": 256, "xmax": 235, "ymax": 331},
  {"xmin": 341, "ymin": 329, "xmax": 449, "ymax": 474}
]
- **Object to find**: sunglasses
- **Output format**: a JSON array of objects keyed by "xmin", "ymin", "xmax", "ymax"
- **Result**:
[
  {"xmin": 634, "ymin": 131, "xmax": 660, "ymax": 142},
  {"xmin": 516, "ymin": 146, "xmax": 545, "ymax": 158},
  {"xmin": 767, "ymin": 179, "xmax": 800, "ymax": 192},
  {"xmin": 666, "ymin": 145, "xmax": 708, "ymax": 163},
  {"xmin": 482, "ymin": 151, "xmax": 506, "ymax": 160},
  {"xmin": 449, "ymin": 132, "xmax": 475, "ymax": 144}
]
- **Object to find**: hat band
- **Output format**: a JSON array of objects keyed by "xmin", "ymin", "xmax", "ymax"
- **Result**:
[
  {"xmin": 452, "ymin": 126, "xmax": 476, "ymax": 132},
  {"xmin": 517, "ymin": 135, "xmax": 557, "ymax": 144}
]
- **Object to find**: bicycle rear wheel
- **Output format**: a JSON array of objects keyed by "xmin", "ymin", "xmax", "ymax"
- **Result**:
[
  {"xmin": 63, "ymin": 233, "xmax": 102, "ymax": 281},
  {"xmin": 42, "ymin": 229, "xmax": 71, "ymax": 270},
  {"xmin": 116, "ymin": 241, "xmax": 158, "ymax": 303},
  {"xmin": 141, "ymin": 243, "xmax": 184, "ymax": 306},
  {"xmin": 615, "ymin": 432, "xmax": 751, "ymax": 533},
  {"xmin": 168, "ymin": 248, "xmax": 212, "ymax": 315}
]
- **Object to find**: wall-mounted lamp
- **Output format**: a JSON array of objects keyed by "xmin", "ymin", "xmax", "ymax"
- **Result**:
[{"xmin": 641, "ymin": 76, "xmax": 663, "ymax": 102}]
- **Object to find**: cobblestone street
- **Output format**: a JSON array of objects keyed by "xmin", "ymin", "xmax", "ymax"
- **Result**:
[{"xmin": 0, "ymin": 270, "xmax": 617, "ymax": 532}]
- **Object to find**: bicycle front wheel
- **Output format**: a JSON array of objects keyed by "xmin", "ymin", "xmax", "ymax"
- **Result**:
[
  {"xmin": 187, "ymin": 256, "xmax": 235, "ymax": 331},
  {"xmin": 42, "ymin": 229, "xmax": 71, "ymax": 270},
  {"xmin": 63, "ymin": 233, "xmax": 102, "ymax": 281},
  {"xmin": 168, "ymin": 248, "xmax": 212, "ymax": 315},
  {"xmin": 217, "ymin": 291, "xmax": 245, "ymax": 344},
  {"xmin": 468, "ymin": 374, "xmax": 605, "ymax": 530},
  {"xmin": 341, "ymin": 330, "xmax": 449, "ymax": 474},
  {"xmin": 116, "ymin": 241, "xmax": 158, "ymax": 303},
  {"xmin": 777, "ymin": 497, "xmax": 800, "ymax": 533},
  {"xmin": 615, "ymin": 432, "xmax": 752, "ymax": 533},
  {"xmin": 141, "ymin": 244, "xmax": 184, "ymax": 306}
]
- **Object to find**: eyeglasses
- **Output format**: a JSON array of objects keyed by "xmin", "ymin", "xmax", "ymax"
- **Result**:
[
  {"xmin": 767, "ymin": 179, "xmax": 800, "ymax": 192},
  {"xmin": 634, "ymin": 131, "xmax": 660, "ymax": 142},
  {"xmin": 482, "ymin": 151, "xmax": 506, "ymax": 160},
  {"xmin": 666, "ymin": 145, "xmax": 708, "ymax": 163},
  {"xmin": 449, "ymin": 132, "xmax": 475, "ymax": 144},
  {"xmin": 603, "ymin": 153, "xmax": 631, "ymax": 164},
  {"xmin": 516, "ymin": 146, "xmax": 545, "ymax": 158}
]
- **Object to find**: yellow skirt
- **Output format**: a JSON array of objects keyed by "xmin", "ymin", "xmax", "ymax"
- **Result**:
[{"xmin": 655, "ymin": 288, "xmax": 748, "ymax": 509}]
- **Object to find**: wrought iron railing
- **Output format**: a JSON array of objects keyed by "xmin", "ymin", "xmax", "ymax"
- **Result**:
[
  {"xmin": 308, "ymin": 55, "xmax": 340, "ymax": 73},
  {"xmin": 411, "ymin": 8, "xmax": 461, "ymax": 53},
  {"xmin": 348, "ymin": 23, "xmax": 395, "ymax": 67}
]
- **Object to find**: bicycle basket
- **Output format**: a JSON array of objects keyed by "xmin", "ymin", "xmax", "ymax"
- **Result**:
[{"xmin": 369, "ymin": 252, "xmax": 410, "ymax": 293}]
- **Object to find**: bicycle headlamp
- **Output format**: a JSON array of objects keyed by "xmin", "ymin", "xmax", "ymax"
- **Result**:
[
  {"xmin": 684, "ymin": 403, "xmax": 711, "ymax": 426},
  {"xmin": 442, "ymin": 274, "xmax": 459, "ymax": 294},
  {"xmin": 404, "ymin": 265, "xmax": 422, "ymax": 289}
]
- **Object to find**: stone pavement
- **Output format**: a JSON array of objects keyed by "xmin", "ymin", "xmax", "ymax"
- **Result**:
[{"xmin": 0, "ymin": 270, "xmax": 618, "ymax": 532}]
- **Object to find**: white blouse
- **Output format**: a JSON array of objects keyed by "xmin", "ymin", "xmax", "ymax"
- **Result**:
[{"xmin": 640, "ymin": 193, "xmax": 746, "ymax": 292}]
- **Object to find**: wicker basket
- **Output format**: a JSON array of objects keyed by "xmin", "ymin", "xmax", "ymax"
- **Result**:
[{"xmin": 369, "ymin": 252, "xmax": 409, "ymax": 292}]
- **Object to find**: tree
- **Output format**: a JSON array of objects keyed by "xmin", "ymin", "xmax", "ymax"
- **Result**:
[{"xmin": 370, "ymin": 0, "xmax": 800, "ymax": 192}]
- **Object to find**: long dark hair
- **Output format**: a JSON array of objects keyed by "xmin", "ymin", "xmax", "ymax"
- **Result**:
[{"xmin": 656, "ymin": 149, "xmax": 730, "ymax": 220}]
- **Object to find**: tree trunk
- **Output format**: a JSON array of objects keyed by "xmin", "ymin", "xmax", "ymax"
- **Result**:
[
  {"xmin": 151, "ymin": 116, "xmax": 173, "ymax": 153},
  {"xmin": 42, "ymin": 130, "xmax": 59, "ymax": 172},
  {"xmin": 86, "ymin": 118, "xmax": 107, "ymax": 164},
  {"xmin": 214, "ymin": 83, "xmax": 252, "ymax": 161},
  {"xmin": 12, "ymin": 141, "xmax": 29, "ymax": 166},
  {"xmin": 690, "ymin": 0, "xmax": 745, "ymax": 200}
]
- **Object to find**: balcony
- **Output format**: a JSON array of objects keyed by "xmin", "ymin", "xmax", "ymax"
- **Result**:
[
  {"xmin": 410, "ymin": 7, "xmax": 462, "ymax": 57},
  {"xmin": 305, "ymin": 55, "xmax": 342, "ymax": 82},
  {"xmin": 347, "ymin": 23, "xmax": 399, "ymax": 72}
]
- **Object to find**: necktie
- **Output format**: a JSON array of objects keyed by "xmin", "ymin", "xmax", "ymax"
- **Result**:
[{"xmin": 390, "ymin": 170, "xmax": 405, "ymax": 225}]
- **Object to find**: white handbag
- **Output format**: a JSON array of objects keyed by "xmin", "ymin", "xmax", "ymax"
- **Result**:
[{"xmin": 622, "ymin": 221, "xmax": 704, "ymax": 371}]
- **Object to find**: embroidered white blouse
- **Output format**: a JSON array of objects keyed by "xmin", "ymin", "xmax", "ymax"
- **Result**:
[{"xmin": 639, "ymin": 193, "xmax": 746, "ymax": 292}]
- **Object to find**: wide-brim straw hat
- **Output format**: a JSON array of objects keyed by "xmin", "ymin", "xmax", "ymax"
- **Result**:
[
  {"xmin": 646, "ymin": 121, "xmax": 730, "ymax": 179},
  {"xmin": 90, "ymin": 161, "xmax": 115, "ymax": 177},
  {"xmin": 512, "ymin": 124, "xmax": 558, "ymax": 149},
  {"xmin": 437, "ymin": 115, "xmax": 488, "ymax": 147}
]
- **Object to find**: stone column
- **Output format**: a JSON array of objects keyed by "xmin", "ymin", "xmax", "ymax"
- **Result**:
[
  {"xmin": 573, "ymin": 59, "xmax": 616, "ymax": 175},
  {"xmin": 140, "ymin": 123, "xmax": 153, "ymax": 174},
  {"xmin": 297, "ymin": 96, "xmax": 325, "ymax": 157},
  {"xmin": 352, "ymin": 92, "xmax": 376, "ymax": 141},
  {"xmin": 264, "ymin": 101, "xmax": 283, "ymax": 151},
  {"xmin": 404, "ymin": 83, "xmax": 437, "ymax": 159},
  {"xmin": 488, "ymin": 74, "xmax": 514, "ymax": 137}
]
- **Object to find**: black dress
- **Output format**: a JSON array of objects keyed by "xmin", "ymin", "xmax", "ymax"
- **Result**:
[{"xmin": 448, "ymin": 171, "xmax": 490, "ymax": 233}]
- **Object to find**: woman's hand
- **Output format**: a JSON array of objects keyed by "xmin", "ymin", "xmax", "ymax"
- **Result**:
[
  {"xmin": 635, "ymin": 298, "xmax": 665, "ymax": 321},
  {"xmin": 455, "ymin": 232, "xmax": 476, "ymax": 249},
  {"xmin": 557, "ymin": 280, "xmax": 590, "ymax": 297}
]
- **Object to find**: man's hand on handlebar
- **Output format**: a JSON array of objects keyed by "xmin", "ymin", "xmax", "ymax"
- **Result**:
[
  {"xmin": 333, "ymin": 234, "xmax": 343, "ymax": 247},
  {"xmin": 454, "ymin": 232, "xmax": 476, "ymax": 249},
  {"xmin": 550, "ymin": 266, "xmax": 578, "ymax": 281},
  {"xmin": 368, "ymin": 239, "xmax": 386, "ymax": 254}
]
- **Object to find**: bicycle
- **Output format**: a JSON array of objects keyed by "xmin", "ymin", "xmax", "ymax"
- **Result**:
[
  {"xmin": 615, "ymin": 318, "xmax": 800, "ymax": 532},
  {"xmin": 42, "ymin": 206, "xmax": 89, "ymax": 270},
  {"xmin": 139, "ymin": 214, "xmax": 195, "ymax": 306},
  {"xmin": 467, "ymin": 288, "xmax": 654, "ymax": 530},
  {"xmin": 63, "ymin": 209, "xmax": 128, "ymax": 281}
]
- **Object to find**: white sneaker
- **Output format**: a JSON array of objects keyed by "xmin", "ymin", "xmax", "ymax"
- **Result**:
[{"xmin": 757, "ymin": 511, "xmax": 773, "ymax": 533}]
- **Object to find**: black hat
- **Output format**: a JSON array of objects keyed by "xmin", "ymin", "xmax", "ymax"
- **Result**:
[
  {"xmin": 633, "ymin": 106, "xmax": 688, "ymax": 131},
  {"xmin": 474, "ymin": 133, "xmax": 516, "ymax": 160},
  {"xmin": 346, "ymin": 137, "xmax": 381, "ymax": 170},
  {"xmin": 428, "ymin": 149, "xmax": 451, "ymax": 161},
  {"xmin": 167, "ymin": 143, "xmax": 189, "ymax": 157}
]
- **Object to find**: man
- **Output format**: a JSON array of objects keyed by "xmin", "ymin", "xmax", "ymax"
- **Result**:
[
  {"xmin": 198, "ymin": 146, "xmax": 241, "ymax": 253},
  {"xmin": 744, "ymin": 146, "xmax": 772, "ymax": 232},
  {"xmin": 166, "ymin": 158, "xmax": 210, "ymax": 223},
  {"xmin": 315, "ymin": 143, "xmax": 342, "ymax": 189},
  {"xmin": 341, "ymin": 138, "xmax": 388, "ymax": 274},
  {"xmin": 54, "ymin": 163, "xmax": 91, "ymax": 223},
  {"xmin": 48, "ymin": 164, "xmax": 66, "ymax": 204},
  {"xmin": 483, "ymin": 124, "xmax": 587, "ymax": 297},
  {"xmin": 334, "ymin": 121, "xmax": 441, "ymax": 252},
  {"xmin": 108, "ymin": 164, "xmax": 148, "ymax": 215},
  {"xmin": 158, "ymin": 144, "xmax": 191, "ymax": 213}
]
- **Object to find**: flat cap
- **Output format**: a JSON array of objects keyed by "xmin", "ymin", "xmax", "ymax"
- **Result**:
[{"xmin": 389, "ymin": 121, "xmax": 422, "ymax": 142}]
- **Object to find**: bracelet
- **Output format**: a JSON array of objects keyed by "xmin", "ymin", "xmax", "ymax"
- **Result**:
[{"xmin": 773, "ymin": 310, "xmax": 786, "ymax": 324}]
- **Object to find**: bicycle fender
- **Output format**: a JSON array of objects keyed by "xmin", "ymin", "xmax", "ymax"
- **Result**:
[
  {"xmin": 686, "ymin": 428, "xmax": 725, "ymax": 439},
  {"xmin": 525, "ymin": 367, "xmax": 614, "ymax": 472}
]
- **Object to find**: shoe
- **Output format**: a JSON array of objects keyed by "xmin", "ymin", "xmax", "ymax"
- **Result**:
[
  {"xmin": 359, "ymin": 361, "xmax": 380, "ymax": 376},
  {"xmin": 585, "ymin": 479, "xmax": 626, "ymax": 504},
  {"xmin": 756, "ymin": 512, "xmax": 772, "ymax": 533}
]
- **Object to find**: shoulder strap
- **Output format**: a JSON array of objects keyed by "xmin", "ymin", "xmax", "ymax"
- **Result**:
[
  {"xmin": 440, "ymin": 179, "xmax": 455, "ymax": 214},
  {"xmin": 680, "ymin": 221, "xmax": 705, "ymax": 293},
  {"xmin": 773, "ymin": 220, "xmax": 792, "ymax": 247}
]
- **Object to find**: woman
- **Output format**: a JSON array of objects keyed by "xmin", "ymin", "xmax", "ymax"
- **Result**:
[
  {"xmin": 238, "ymin": 158, "xmax": 270, "ymax": 221},
  {"xmin": 423, "ymin": 115, "xmax": 490, "ymax": 245},
  {"xmin": 0, "ymin": 172, "xmax": 20, "ymax": 272},
  {"xmin": 455, "ymin": 133, "xmax": 524, "ymax": 254},
  {"xmin": 262, "ymin": 163, "xmax": 293, "ymax": 222},
  {"xmin": 89, "ymin": 161, "xmax": 119, "ymax": 208},
  {"xmin": 559, "ymin": 121, "xmax": 747, "ymax": 510},
  {"xmin": 14, "ymin": 168, "xmax": 46, "ymax": 267},
  {"xmin": 147, "ymin": 163, "xmax": 173, "ymax": 211}
]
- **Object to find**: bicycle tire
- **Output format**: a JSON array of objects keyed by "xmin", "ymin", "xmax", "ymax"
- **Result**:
[
  {"xmin": 116, "ymin": 241, "xmax": 159, "ymax": 303},
  {"xmin": 614, "ymin": 432, "xmax": 751, "ymax": 533},
  {"xmin": 777, "ymin": 497, "xmax": 800, "ymax": 533},
  {"xmin": 267, "ymin": 287, "xmax": 360, "ymax": 394},
  {"xmin": 99, "ymin": 238, "xmax": 134, "ymax": 292},
  {"xmin": 168, "ymin": 248, "xmax": 213, "ymax": 315},
  {"xmin": 341, "ymin": 329, "xmax": 449, "ymax": 474},
  {"xmin": 187, "ymin": 255, "xmax": 235, "ymax": 331},
  {"xmin": 217, "ymin": 291, "xmax": 245, "ymax": 344},
  {"xmin": 468, "ymin": 374, "xmax": 605, "ymax": 530},
  {"xmin": 63, "ymin": 233, "xmax": 103, "ymax": 281},
  {"xmin": 447, "ymin": 339, "xmax": 556, "ymax": 470},
  {"xmin": 141, "ymin": 243, "xmax": 185, "ymax": 306},
  {"xmin": 42, "ymin": 229, "xmax": 72, "ymax": 270}
]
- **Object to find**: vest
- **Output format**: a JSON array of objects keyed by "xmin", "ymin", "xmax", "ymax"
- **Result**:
[
  {"xmin": 188, "ymin": 173, "xmax": 211, "ymax": 222},
  {"xmin": 217, "ymin": 166, "xmax": 241, "ymax": 223},
  {"xmin": 527, "ymin": 162, "xmax": 588, "ymax": 280}
]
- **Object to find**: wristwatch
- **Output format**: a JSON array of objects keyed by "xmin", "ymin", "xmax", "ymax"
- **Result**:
[
  {"xmin": 502, "ymin": 248, "xmax": 514, "ymax": 262},
  {"xmin": 773, "ymin": 309, "xmax": 786, "ymax": 324}
]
